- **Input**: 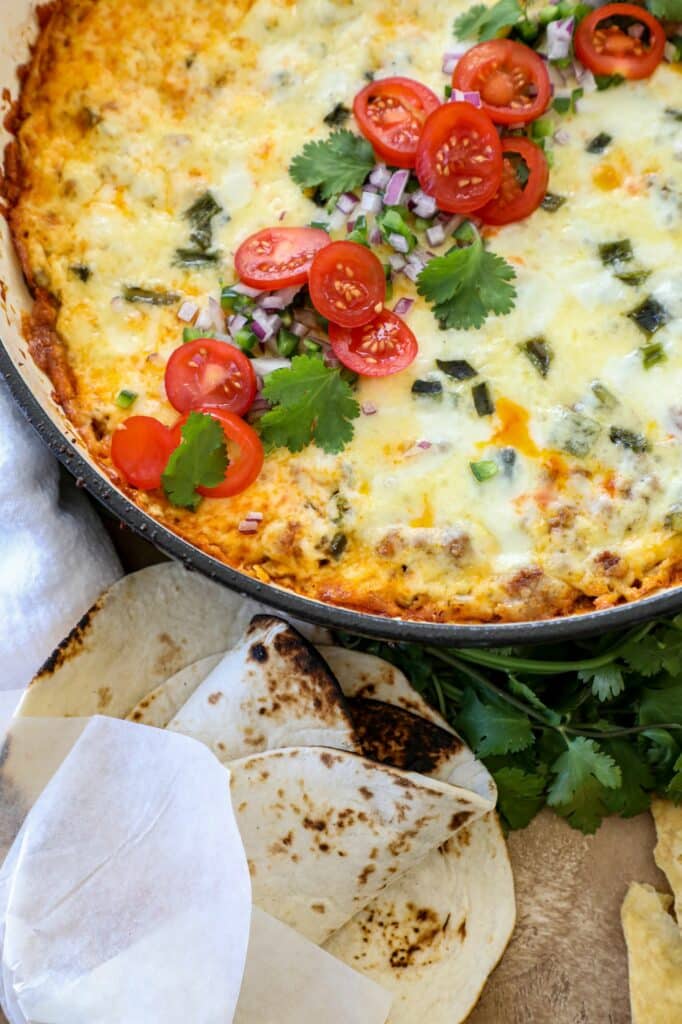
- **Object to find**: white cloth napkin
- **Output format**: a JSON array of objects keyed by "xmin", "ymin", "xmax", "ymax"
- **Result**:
[{"xmin": 0, "ymin": 381, "xmax": 121, "ymax": 692}]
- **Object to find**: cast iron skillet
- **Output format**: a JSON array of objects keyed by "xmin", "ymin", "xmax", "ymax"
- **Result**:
[{"xmin": 3, "ymin": 342, "xmax": 682, "ymax": 647}]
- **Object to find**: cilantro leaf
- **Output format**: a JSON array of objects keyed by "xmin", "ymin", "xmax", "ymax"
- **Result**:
[
  {"xmin": 162, "ymin": 412, "xmax": 228, "ymax": 511},
  {"xmin": 620, "ymin": 632, "xmax": 669, "ymax": 677},
  {"xmin": 456, "ymin": 690, "xmax": 534, "ymax": 757},
  {"xmin": 259, "ymin": 354, "xmax": 360, "ymax": 454},
  {"xmin": 602, "ymin": 740, "xmax": 653, "ymax": 818},
  {"xmin": 509, "ymin": 675, "xmax": 561, "ymax": 725},
  {"xmin": 416, "ymin": 231, "xmax": 517, "ymax": 330},
  {"xmin": 454, "ymin": 0, "xmax": 523, "ymax": 41},
  {"xmin": 639, "ymin": 676, "xmax": 682, "ymax": 726},
  {"xmin": 290, "ymin": 130, "xmax": 375, "ymax": 202},
  {"xmin": 647, "ymin": 0, "xmax": 682, "ymax": 19},
  {"xmin": 666, "ymin": 753, "xmax": 682, "ymax": 803},
  {"xmin": 547, "ymin": 737, "xmax": 621, "ymax": 833},
  {"xmin": 494, "ymin": 766, "xmax": 547, "ymax": 830},
  {"xmin": 578, "ymin": 664, "xmax": 625, "ymax": 702}
]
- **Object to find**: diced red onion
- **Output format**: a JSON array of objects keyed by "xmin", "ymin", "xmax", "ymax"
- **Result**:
[
  {"xmin": 246, "ymin": 510, "xmax": 264, "ymax": 521},
  {"xmin": 573, "ymin": 61, "xmax": 596, "ymax": 91},
  {"xmin": 208, "ymin": 296, "xmax": 224, "ymax": 331},
  {"xmin": 407, "ymin": 249, "xmax": 428, "ymax": 268},
  {"xmin": 323, "ymin": 350, "xmax": 342, "ymax": 369},
  {"xmin": 232, "ymin": 283, "xmax": 263, "ymax": 298},
  {"xmin": 384, "ymin": 169, "xmax": 410, "ymax": 206},
  {"xmin": 177, "ymin": 299, "xmax": 198, "ymax": 323},
  {"xmin": 402, "ymin": 263, "xmax": 421, "ymax": 282},
  {"xmin": 369, "ymin": 164, "xmax": 392, "ymax": 189},
  {"xmin": 413, "ymin": 196, "xmax": 438, "ymax": 219},
  {"xmin": 388, "ymin": 232, "xmax": 410, "ymax": 253},
  {"xmin": 554, "ymin": 128, "xmax": 571, "ymax": 145},
  {"xmin": 259, "ymin": 284, "xmax": 301, "ymax": 311},
  {"xmin": 337, "ymin": 192, "xmax": 359, "ymax": 215},
  {"xmin": 212, "ymin": 332, "xmax": 240, "ymax": 346},
  {"xmin": 369, "ymin": 225, "xmax": 383, "ymax": 246},
  {"xmin": 238, "ymin": 519, "xmax": 260, "ymax": 534},
  {"xmin": 628, "ymin": 22, "xmax": 644, "ymax": 38},
  {"xmin": 290, "ymin": 320, "xmax": 308, "ymax": 338},
  {"xmin": 547, "ymin": 17, "xmax": 575, "ymax": 60},
  {"xmin": 278, "ymin": 210, "xmax": 287, "ymax": 221},
  {"xmin": 327, "ymin": 207, "xmax": 348, "ymax": 233},
  {"xmin": 393, "ymin": 297, "xmax": 414, "ymax": 316},
  {"xmin": 442, "ymin": 52, "xmax": 459, "ymax": 74},
  {"xmin": 361, "ymin": 401, "xmax": 378, "ymax": 416},
  {"xmin": 228, "ymin": 313, "xmax": 248, "ymax": 336},
  {"xmin": 361, "ymin": 189, "xmax": 383, "ymax": 214},
  {"xmin": 249, "ymin": 396, "xmax": 271, "ymax": 413},
  {"xmin": 443, "ymin": 214, "xmax": 464, "ymax": 235},
  {"xmin": 195, "ymin": 306, "xmax": 214, "ymax": 331},
  {"xmin": 251, "ymin": 356, "xmax": 291, "ymax": 376},
  {"xmin": 426, "ymin": 223, "xmax": 446, "ymax": 246},
  {"xmin": 110, "ymin": 296, "xmax": 125, "ymax": 313},
  {"xmin": 451, "ymin": 89, "xmax": 482, "ymax": 108},
  {"xmin": 251, "ymin": 308, "xmax": 281, "ymax": 342},
  {"xmin": 389, "ymin": 253, "xmax": 407, "ymax": 272},
  {"xmin": 417, "ymin": 440, "xmax": 432, "ymax": 449}
]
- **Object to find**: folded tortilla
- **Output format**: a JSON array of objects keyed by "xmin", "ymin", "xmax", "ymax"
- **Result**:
[
  {"xmin": 652, "ymin": 798, "xmax": 682, "ymax": 922},
  {"xmin": 622, "ymin": 882, "xmax": 682, "ymax": 1024}
]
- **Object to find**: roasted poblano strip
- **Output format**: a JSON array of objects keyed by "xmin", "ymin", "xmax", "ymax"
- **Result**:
[
  {"xmin": 591, "ymin": 380, "xmax": 618, "ymax": 409},
  {"xmin": 628, "ymin": 296, "xmax": 671, "ymax": 335},
  {"xmin": 122, "ymin": 286, "xmax": 180, "ymax": 305},
  {"xmin": 173, "ymin": 248, "xmax": 221, "ymax": 267},
  {"xmin": 541, "ymin": 192, "xmax": 566, "ymax": 212},
  {"xmin": 329, "ymin": 531, "xmax": 348, "ymax": 558},
  {"xmin": 323, "ymin": 103, "xmax": 350, "ymax": 126},
  {"xmin": 609, "ymin": 426, "xmax": 649, "ymax": 453},
  {"xmin": 641, "ymin": 341, "xmax": 666, "ymax": 369},
  {"xmin": 436, "ymin": 358, "xmax": 477, "ymax": 380},
  {"xmin": 184, "ymin": 191, "xmax": 223, "ymax": 251},
  {"xmin": 412, "ymin": 379, "xmax": 443, "ymax": 396},
  {"xmin": 598, "ymin": 239, "xmax": 633, "ymax": 266},
  {"xmin": 586, "ymin": 132, "xmax": 612, "ymax": 154},
  {"xmin": 616, "ymin": 270, "xmax": 650, "ymax": 287},
  {"xmin": 69, "ymin": 264, "xmax": 92, "ymax": 282},
  {"xmin": 472, "ymin": 381, "xmax": 494, "ymax": 417},
  {"xmin": 552, "ymin": 409, "xmax": 601, "ymax": 457}
]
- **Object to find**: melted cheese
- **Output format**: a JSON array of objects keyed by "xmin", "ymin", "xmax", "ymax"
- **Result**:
[{"xmin": 10, "ymin": 0, "xmax": 682, "ymax": 621}]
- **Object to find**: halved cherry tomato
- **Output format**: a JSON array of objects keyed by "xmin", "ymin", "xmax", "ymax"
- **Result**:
[
  {"xmin": 328, "ymin": 310, "xmax": 418, "ymax": 377},
  {"xmin": 353, "ymin": 76, "xmax": 441, "ymax": 169},
  {"xmin": 453, "ymin": 40, "xmax": 551, "ymax": 125},
  {"xmin": 171, "ymin": 407, "xmax": 264, "ymax": 499},
  {"xmin": 235, "ymin": 227, "xmax": 331, "ymax": 289},
  {"xmin": 574, "ymin": 3, "xmax": 665, "ymax": 80},
  {"xmin": 415, "ymin": 103, "xmax": 503, "ymax": 214},
  {"xmin": 165, "ymin": 339, "xmax": 257, "ymax": 416},
  {"xmin": 309, "ymin": 241, "xmax": 386, "ymax": 328},
  {"xmin": 111, "ymin": 415, "xmax": 176, "ymax": 490},
  {"xmin": 479, "ymin": 138, "xmax": 549, "ymax": 226}
]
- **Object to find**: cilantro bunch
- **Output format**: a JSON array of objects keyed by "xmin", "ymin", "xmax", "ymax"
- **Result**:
[{"xmin": 339, "ymin": 615, "xmax": 682, "ymax": 834}]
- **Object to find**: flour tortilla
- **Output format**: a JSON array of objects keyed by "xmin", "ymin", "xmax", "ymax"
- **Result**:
[
  {"xmin": 229, "ymin": 745, "xmax": 490, "ymax": 945},
  {"xmin": 167, "ymin": 617, "xmax": 359, "ymax": 761},
  {"xmin": 126, "ymin": 654, "xmax": 224, "ymax": 727},
  {"xmin": 18, "ymin": 564, "xmax": 330, "ymax": 720},
  {"xmin": 621, "ymin": 882, "xmax": 682, "ymax": 1024},
  {"xmin": 652, "ymin": 798, "xmax": 682, "ymax": 922}
]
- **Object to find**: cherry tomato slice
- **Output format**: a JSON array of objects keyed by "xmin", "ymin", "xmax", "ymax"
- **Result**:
[
  {"xmin": 328, "ymin": 310, "xmax": 418, "ymax": 377},
  {"xmin": 479, "ymin": 137, "xmax": 549, "ymax": 226},
  {"xmin": 353, "ymin": 76, "xmax": 441, "ymax": 169},
  {"xmin": 309, "ymin": 241, "xmax": 386, "ymax": 328},
  {"xmin": 574, "ymin": 3, "xmax": 665, "ymax": 80},
  {"xmin": 111, "ymin": 415, "xmax": 176, "ymax": 490},
  {"xmin": 165, "ymin": 338, "xmax": 257, "ymax": 417},
  {"xmin": 171, "ymin": 407, "xmax": 264, "ymax": 499},
  {"xmin": 453, "ymin": 40, "xmax": 551, "ymax": 125},
  {"xmin": 415, "ymin": 103, "xmax": 503, "ymax": 214},
  {"xmin": 235, "ymin": 227, "xmax": 331, "ymax": 289}
]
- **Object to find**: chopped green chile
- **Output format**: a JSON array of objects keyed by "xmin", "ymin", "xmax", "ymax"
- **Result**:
[
  {"xmin": 277, "ymin": 329, "xmax": 299, "ymax": 357},
  {"xmin": 115, "ymin": 389, "xmax": 137, "ymax": 409},
  {"xmin": 616, "ymin": 270, "xmax": 650, "ymax": 287},
  {"xmin": 552, "ymin": 410, "xmax": 601, "ymax": 457},
  {"xmin": 221, "ymin": 286, "xmax": 253, "ymax": 314},
  {"xmin": 470, "ymin": 459, "xmax": 499, "ymax": 482},
  {"xmin": 666, "ymin": 505, "xmax": 682, "ymax": 533},
  {"xmin": 595, "ymin": 73, "xmax": 625, "ymax": 91},
  {"xmin": 412, "ymin": 379, "xmax": 443, "ymax": 396},
  {"xmin": 183, "ymin": 327, "xmax": 205, "ymax": 343},
  {"xmin": 641, "ymin": 341, "xmax": 667, "ymax": 369},
  {"xmin": 472, "ymin": 382, "xmax": 494, "ymax": 417},
  {"xmin": 598, "ymin": 239, "xmax": 633, "ymax": 267},
  {"xmin": 184, "ymin": 191, "xmax": 223, "ymax": 251},
  {"xmin": 233, "ymin": 328, "xmax": 259, "ymax": 352},
  {"xmin": 323, "ymin": 102, "xmax": 350, "ymax": 126},
  {"xmin": 173, "ymin": 248, "xmax": 220, "ymax": 267},
  {"xmin": 519, "ymin": 337, "xmax": 553, "ymax": 377},
  {"xmin": 436, "ymin": 358, "xmax": 477, "ymax": 380},
  {"xmin": 586, "ymin": 132, "xmax": 612, "ymax": 154},
  {"xmin": 665, "ymin": 108, "xmax": 682, "ymax": 122},
  {"xmin": 591, "ymin": 381, "xmax": 618, "ymax": 409},
  {"xmin": 122, "ymin": 286, "xmax": 180, "ymax": 305},
  {"xmin": 69, "ymin": 263, "xmax": 91, "ymax": 282},
  {"xmin": 628, "ymin": 296, "xmax": 671, "ymax": 336},
  {"xmin": 329, "ymin": 531, "xmax": 348, "ymax": 558},
  {"xmin": 541, "ymin": 192, "xmax": 566, "ymax": 212},
  {"xmin": 609, "ymin": 426, "xmax": 649, "ymax": 453}
]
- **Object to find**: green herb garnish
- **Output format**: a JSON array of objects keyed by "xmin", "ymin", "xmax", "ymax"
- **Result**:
[
  {"xmin": 416, "ymin": 228, "xmax": 516, "ymax": 331},
  {"xmin": 454, "ymin": 0, "xmax": 523, "ymax": 41},
  {"xmin": 378, "ymin": 208, "xmax": 417, "ymax": 252},
  {"xmin": 290, "ymin": 130, "xmax": 375, "ymax": 203},
  {"xmin": 259, "ymin": 354, "xmax": 360, "ymax": 454},
  {"xmin": 182, "ymin": 327, "xmax": 205, "ymax": 343},
  {"xmin": 595, "ymin": 73, "xmax": 625, "ymax": 91},
  {"xmin": 162, "ymin": 411, "xmax": 228, "ymax": 511}
]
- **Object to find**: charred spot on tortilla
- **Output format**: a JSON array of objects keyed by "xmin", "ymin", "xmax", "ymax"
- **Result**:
[
  {"xmin": 207, "ymin": 692, "xmax": 223, "ymax": 705},
  {"xmin": 311, "ymin": 903, "xmax": 326, "ymax": 914},
  {"xmin": 152, "ymin": 631, "xmax": 184, "ymax": 678},
  {"xmin": 449, "ymin": 812, "xmax": 472, "ymax": 832},
  {"xmin": 31, "ymin": 599, "xmax": 101, "ymax": 682},
  {"xmin": 359, "ymin": 786, "xmax": 374, "ymax": 800},
  {"xmin": 96, "ymin": 686, "xmax": 112, "ymax": 710},
  {"xmin": 458, "ymin": 918, "xmax": 467, "ymax": 939},
  {"xmin": 248, "ymin": 641, "xmax": 268, "ymax": 663},
  {"xmin": 303, "ymin": 816, "xmax": 327, "ymax": 832},
  {"xmin": 347, "ymin": 698, "xmax": 461, "ymax": 774},
  {"xmin": 358, "ymin": 864, "xmax": 377, "ymax": 885}
]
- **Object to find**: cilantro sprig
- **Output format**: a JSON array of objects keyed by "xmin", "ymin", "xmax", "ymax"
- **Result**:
[
  {"xmin": 162, "ymin": 411, "xmax": 228, "ymax": 511},
  {"xmin": 339, "ymin": 613, "xmax": 682, "ymax": 834},
  {"xmin": 454, "ymin": 0, "xmax": 524, "ymax": 42},
  {"xmin": 290, "ymin": 129, "xmax": 375, "ymax": 203},
  {"xmin": 416, "ymin": 226, "xmax": 517, "ymax": 330},
  {"xmin": 259, "ymin": 354, "xmax": 360, "ymax": 454}
]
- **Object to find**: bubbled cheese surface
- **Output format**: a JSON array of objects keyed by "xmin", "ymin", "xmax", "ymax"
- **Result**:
[{"xmin": 11, "ymin": 0, "xmax": 682, "ymax": 621}]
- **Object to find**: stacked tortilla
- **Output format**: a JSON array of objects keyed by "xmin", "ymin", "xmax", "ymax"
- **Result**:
[{"xmin": 16, "ymin": 564, "xmax": 516, "ymax": 1023}]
